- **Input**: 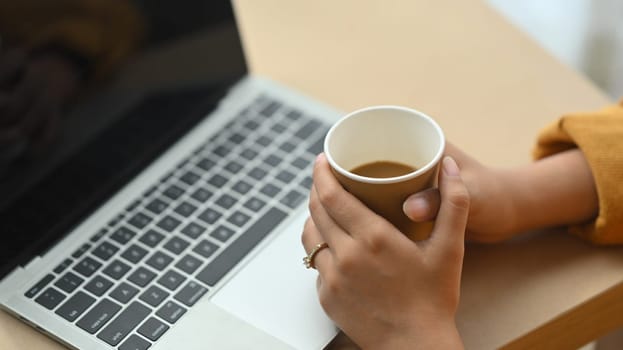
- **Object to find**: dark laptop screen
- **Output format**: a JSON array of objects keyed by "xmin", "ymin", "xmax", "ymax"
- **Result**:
[{"xmin": 0, "ymin": 0, "xmax": 247, "ymax": 278}]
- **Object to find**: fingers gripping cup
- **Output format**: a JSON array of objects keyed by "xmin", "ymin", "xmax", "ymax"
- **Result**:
[{"xmin": 324, "ymin": 105, "xmax": 445, "ymax": 241}]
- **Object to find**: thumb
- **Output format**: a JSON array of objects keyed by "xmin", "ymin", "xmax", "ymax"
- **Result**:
[
  {"xmin": 403, "ymin": 187, "xmax": 441, "ymax": 222},
  {"xmin": 430, "ymin": 156, "xmax": 470, "ymax": 252}
]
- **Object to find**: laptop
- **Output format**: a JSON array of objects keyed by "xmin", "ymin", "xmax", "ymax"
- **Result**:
[{"xmin": 0, "ymin": 1, "xmax": 340, "ymax": 349}]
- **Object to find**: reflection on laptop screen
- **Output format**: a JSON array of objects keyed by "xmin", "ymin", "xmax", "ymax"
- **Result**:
[{"xmin": 0, "ymin": 0, "xmax": 246, "ymax": 278}]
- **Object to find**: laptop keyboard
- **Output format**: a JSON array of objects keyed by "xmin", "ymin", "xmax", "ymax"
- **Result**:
[{"xmin": 23, "ymin": 94, "xmax": 329, "ymax": 349}]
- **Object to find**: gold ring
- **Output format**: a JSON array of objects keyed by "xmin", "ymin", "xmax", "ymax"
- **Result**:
[{"xmin": 303, "ymin": 242, "xmax": 329, "ymax": 269}]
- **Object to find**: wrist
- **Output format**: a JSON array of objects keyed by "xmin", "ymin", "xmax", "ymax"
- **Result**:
[{"xmin": 367, "ymin": 318, "xmax": 463, "ymax": 350}]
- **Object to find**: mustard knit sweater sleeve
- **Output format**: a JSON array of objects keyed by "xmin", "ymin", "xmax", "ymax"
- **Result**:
[{"xmin": 533, "ymin": 101, "xmax": 623, "ymax": 244}]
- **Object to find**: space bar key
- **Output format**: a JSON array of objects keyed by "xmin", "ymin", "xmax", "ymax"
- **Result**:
[{"xmin": 196, "ymin": 207, "xmax": 288, "ymax": 286}]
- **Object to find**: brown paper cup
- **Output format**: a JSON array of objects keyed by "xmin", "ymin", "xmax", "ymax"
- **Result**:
[{"xmin": 324, "ymin": 105, "xmax": 445, "ymax": 241}]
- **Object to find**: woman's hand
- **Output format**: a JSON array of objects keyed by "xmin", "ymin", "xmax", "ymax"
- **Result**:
[
  {"xmin": 404, "ymin": 142, "xmax": 517, "ymax": 242},
  {"xmin": 403, "ymin": 143, "xmax": 598, "ymax": 243},
  {"xmin": 302, "ymin": 153, "xmax": 468, "ymax": 350}
]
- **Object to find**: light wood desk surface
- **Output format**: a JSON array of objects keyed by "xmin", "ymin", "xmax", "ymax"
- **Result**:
[{"xmin": 3, "ymin": 0, "xmax": 623, "ymax": 349}]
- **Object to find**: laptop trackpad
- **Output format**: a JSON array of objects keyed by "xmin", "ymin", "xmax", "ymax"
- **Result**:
[{"xmin": 211, "ymin": 212, "xmax": 338, "ymax": 350}]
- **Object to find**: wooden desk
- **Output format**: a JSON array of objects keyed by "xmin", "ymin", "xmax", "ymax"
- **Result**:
[
  {"xmin": 234, "ymin": 0, "xmax": 623, "ymax": 349},
  {"xmin": 3, "ymin": 0, "xmax": 623, "ymax": 349}
]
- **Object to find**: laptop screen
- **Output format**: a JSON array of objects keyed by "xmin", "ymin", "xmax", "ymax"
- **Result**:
[{"xmin": 0, "ymin": 0, "xmax": 247, "ymax": 278}]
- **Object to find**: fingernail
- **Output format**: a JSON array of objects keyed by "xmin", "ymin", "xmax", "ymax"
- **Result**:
[
  {"xmin": 443, "ymin": 156, "xmax": 460, "ymax": 176},
  {"xmin": 316, "ymin": 153, "xmax": 325, "ymax": 163},
  {"xmin": 403, "ymin": 195, "xmax": 429, "ymax": 219}
]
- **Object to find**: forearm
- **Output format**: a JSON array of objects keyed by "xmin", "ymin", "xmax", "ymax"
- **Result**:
[{"xmin": 499, "ymin": 148, "xmax": 598, "ymax": 234}]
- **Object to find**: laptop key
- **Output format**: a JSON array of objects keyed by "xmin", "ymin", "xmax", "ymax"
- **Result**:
[
  {"xmin": 119, "ymin": 334, "xmax": 151, "ymax": 350},
  {"xmin": 255, "ymin": 135, "xmax": 272, "ymax": 147},
  {"xmin": 260, "ymin": 183, "xmax": 281, "ymax": 197},
  {"xmin": 212, "ymin": 145, "xmax": 231, "ymax": 158},
  {"xmin": 300, "ymin": 176, "xmax": 313, "ymax": 190},
  {"xmin": 215, "ymin": 194, "xmax": 236, "ymax": 210},
  {"xmin": 84, "ymin": 275, "xmax": 114, "ymax": 296},
  {"xmin": 279, "ymin": 141, "xmax": 296, "ymax": 153},
  {"xmin": 232, "ymin": 180, "xmax": 252, "ymax": 195},
  {"xmin": 139, "ymin": 229, "xmax": 165, "ymax": 248},
  {"xmin": 25, "ymin": 274, "xmax": 54, "ymax": 298},
  {"xmin": 109, "ymin": 282, "xmax": 140, "ymax": 304},
  {"xmin": 208, "ymin": 174, "xmax": 228, "ymax": 188},
  {"xmin": 54, "ymin": 272, "xmax": 84, "ymax": 293},
  {"xmin": 190, "ymin": 187, "xmax": 212, "ymax": 203},
  {"xmin": 174, "ymin": 281, "xmax": 207, "ymax": 307},
  {"xmin": 228, "ymin": 132, "xmax": 246, "ymax": 145},
  {"xmin": 156, "ymin": 301, "xmax": 187, "ymax": 324},
  {"xmin": 243, "ymin": 119, "xmax": 260, "ymax": 131},
  {"xmin": 127, "ymin": 266, "xmax": 157, "ymax": 288},
  {"xmin": 103, "ymin": 260, "xmax": 132, "ymax": 280},
  {"xmin": 76, "ymin": 298, "xmax": 121, "ymax": 334},
  {"xmin": 174, "ymin": 201, "xmax": 197, "ymax": 217},
  {"xmin": 93, "ymin": 241, "xmax": 120, "ymax": 261},
  {"xmin": 163, "ymin": 184, "xmax": 185, "ymax": 200},
  {"xmin": 198, "ymin": 208, "xmax": 222, "ymax": 225},
  {"xmin": 259, "ymin": 100, "xmax": 281, "ymax": 117},
  {"xmin": 224, "ymin": 160, "xmax": 243, "ymax": 174},
  {"xmin": 146, "ymin": 198, "xmax": 168, "ymax": 215},
  {"xmin": 71, "ymin": 243, "xmax": 92, "ymax": 259},
  {"xmin": 53, "ymin": 258, "xmax": 73, "ymax": 274},
  {"xmin": 280, "ymin": 189, "xmax": 306, "ymax": 209},
  {"xmin": 121, "ymin": 244, "xmax": 149, "ymax": 264},
  {"xmin": 139, "ymin": 285, "xmax": 169, "ymax": 307},
  {"xmin": 196, "ymin": 158, "xmax": 216, "ymax": 171},
  {"xmin": 292, "ymin": 156, "xmax": 310, "ymax": 170},
  {"xmin": 146, "ymin": 251, "xmax": 174, "ymax": 271},
  {"xmin": 295, "ymin": 119, "xmax": 322, "ymax": 140},
  {"xmin": 192, "ymin": 240, "xmax": 219, "ymax": 259},
  {"xmin": 210, "ymin": 225, "xmax": 236, "ymax": 242},
  {"xmin": 243, "ymin": 197, "xmax": 266, "ymax": 212},
  {"xmin": 175, "ymin": 255, "xmax": 202, "ymax": 274},
  {"xmin": 157, "ymin": 215, "xmax": 182, "ymax": 232},
  {"xmin": 240, "ymin": 147, "xmax": 258, "ymax": 160},
  {"xmin": 34, "ymin": 287, "xmax": 66, "ymax": 309},
  {"xmin": 196, "ymin": 207, "xmax": 287, "ymax": 286},
  {"xmin": 163, "ymin": 236, "xmax": 190, "ymax": 255},
  {"xmin": 226, "ymin": 211, "xmax": 250, "ymax": 228},
  {"xmin": 263, "ymin": 154, "xmax": 282, "ymax": 167},
  {"xmin": 276, "ymin": 170, "xmax": 296, "ymax": 184},
  {"xmin": 181, "ymin": 222, "xmax": 206, "ymax": 240},
  {"xmin": 157, "ymin": 270, "xmax": 186, "ymax": 291},
  {"xmin": 307, "ymin": 134, "xmax": 326, "ymax": 156},
  {"xmin": 97, "ymin": 301, "xmax": 150, "ymax": 346},
  {"xmin": 55, "ymin": 291, "xmax": 95, "ymax": 322},
  {"xmin": 137, "ymin": 317, "xmax": 169, "ymax": 341},
  {"xmin": 90, "ymin": 228, "xmax": 108, "ymax": 243},
  {"xmin": 248, "ymin": 166, "xmax": 267, "ymax": 181},
  {"xmin": 180, "ymin": 171, "xmax": 201, "ymax": 186},
  {"xmin": 111, "ymin": 227, "xmax": 137, "ymax": 245},
  {"xmin": 74, "ymin": 257, "xmax": 102, "ymax": 278},
  {"xmin": 128, "ymin": 212, "xmax": 152, "ymax": 230}
]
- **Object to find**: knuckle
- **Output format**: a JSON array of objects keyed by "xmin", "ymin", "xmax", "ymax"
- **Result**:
[
  {"xmin": 447, "ymin": 186, "xmax": 470, "ymax": 211},
  {"xmin": 335, "ymin": 252, "xmax": 356, "ymax": 273},
  {"xmin": 308, "ymin": 195, "xmax": 322, "ymax": 215},
  {"xmin": 301, "ymin": 218, "xmax": 313, "ymax": 247},
  {"xmin": 317, "ymin": 187, "xmax": 340, "ymax": 208},
  {"xmin": 365, "ymin": 230, "xmax": 387, "ymax": 253},
  {"xmin": 322, "ymin": 272, "xmax": 342, "ymax": 296},
  {"xmin": 443, "ymin": 243, "xmax": 465, "ymax": 263}
]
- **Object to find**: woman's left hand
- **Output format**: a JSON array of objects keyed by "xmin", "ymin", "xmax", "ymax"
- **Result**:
[{"xmin": 302, "ymin": 154, "xmax": 469, "ymax": 350}]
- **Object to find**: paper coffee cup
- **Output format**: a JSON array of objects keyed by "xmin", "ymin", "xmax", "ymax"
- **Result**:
[{"xmin": 324, "ymin": 105, "xmax": 445, "ymax": 241}]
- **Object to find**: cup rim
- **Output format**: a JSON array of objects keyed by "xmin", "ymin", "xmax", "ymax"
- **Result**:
[{"xmin": 323, "ymin": 105, "xmax": 445, "ymax": 184}]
